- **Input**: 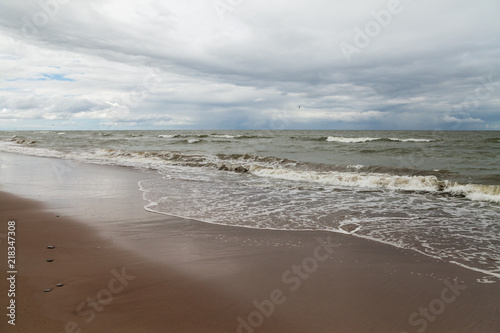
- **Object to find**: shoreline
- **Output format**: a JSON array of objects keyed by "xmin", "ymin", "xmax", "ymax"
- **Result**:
[
  {"xmin": 144, "ymin": 201, "xmax": 500, "ymax": 281},
  {"xmin": 1, "ymin": 152, "xmax": 500, "ymax": 332}
]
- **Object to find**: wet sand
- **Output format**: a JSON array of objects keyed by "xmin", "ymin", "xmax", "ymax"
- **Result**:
[{"xmin": 1, "ymin": 152, "xmax": 499, "ymax": 332}]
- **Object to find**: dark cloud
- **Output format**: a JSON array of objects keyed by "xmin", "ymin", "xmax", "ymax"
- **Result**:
[{"xmin": 0, "ymin": 0, "xmax": 499, "ymax": 130}]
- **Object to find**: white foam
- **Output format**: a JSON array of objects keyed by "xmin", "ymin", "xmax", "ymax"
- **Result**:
[
  {"xmin": 346, "ymin": 164, "xmax": 365, "ymax": 171},
  {"xmin": 443, "ymin": 182, "xmax": 500, "ymax": 203},
  {"xmin": 210, "ymin": 134, "xmax": 240, "ymax": 139},
  {"xmin": 389, "ymin": 138, "xmax": 434, "ymax": 142},
  {"xmin": 326, "ymin": 136, "xmax": 433, "ymax": 143},
  {"xmin": 326, "ymin": 136, "xmax": 378, "ymax": 143},
  {"xmin": 249, "ymin": 165, "xmax": 441, "ymax": 193},
  {"xmin": 248, "ymin": 166, "xmax": 500, "ymax": 204}
]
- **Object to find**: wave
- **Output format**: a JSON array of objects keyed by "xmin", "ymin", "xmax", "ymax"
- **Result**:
[
  {"xmin": 158, "ymin": 133, "xmax": 436, "ymax": 143},
  {"xmin": 209, "ymin": 134, "xmax": 240, "ymax": 139},
  {"xmin": 250, "ymin": 165, "xmax": 440, "ymax": 191},
  {"xmin": 207, "ymin": 134, "xmax": 270, "ymax": 139},
  {"xmin": 388, "ymin": 138, "xmax": 435, "ymax": 142},
  {"xmin": 248, "ymin": 166, "xmax": 500, "ymax": 203},
  {"xmin": 293, "ymin": 136, "xmax": 328, "ymax": 141},
  {"xmin": 325, "ymin": 136, "xmax": 435, "ymax": 143},
  {"xmin": 158, "ymin": 134, "xmax": 209, "ymax": 139},
  {"xmin": 443, "ymin": 183, "xmax": 500, "ymax": 202},
  {"xmin": 157, "ymin": 133, "xmax": 268, "ymax": 140},
  {"xmin": 158, "ymin": 136, "xmax": 203, "ymax": 144},
  {"xmin": 1, "ymin": 142, "xmax": 498, "ymax": 204},
  {"xmin": 326, "ymin": 136, "xmax": 379, "ymax": 143}
]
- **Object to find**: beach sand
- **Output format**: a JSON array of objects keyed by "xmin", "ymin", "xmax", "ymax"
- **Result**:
[{"xmin": 1, "ymin": 152, "xmax": 499, "ymax": 332}]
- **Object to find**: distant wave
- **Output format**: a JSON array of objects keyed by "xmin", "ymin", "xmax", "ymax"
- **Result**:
[
  {"xmin": 168, "ymin": 138, "xmax": 203, "ymax": 143},
  {"xmin": 388, "ymin": 138, "xmax": 435, "ymax": 142},
  {"xmin": 207, "ymin": 133, "xmax": 270, "ymax": 139},
  {"xmin": 209, "ymin": 134, "xmax": 240, "ymax": 139},
  {"xmin": 326, "ymin": 136, "xmax": 379, "ymax": 143},
  {"xmin": 156, "ymin": 134, "xmax": 232, "ymax": 140},
  {"xmin": 157, "ymin": 133, "xmax": 268, "ymax": 140},
  {"xmin": 326, "ymin": 136, "xmax": 435, "ymax": 143}
]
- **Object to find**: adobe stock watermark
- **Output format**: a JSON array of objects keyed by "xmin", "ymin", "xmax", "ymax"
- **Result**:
[
  {"xmin": 119, "ymin": 68, "xmax": 162, "ymax": 112},
  {"xmin": 400, "ymin": 278, "xmax": 467, "ymax": 333},
  {"xmin": 96, "ymin": 67, "xmax": 162, "ymax": 132},
  {"xmin": 340, "ymin": 0, "xmax": 413, "ymax": 63},
  {"xmin": 268, "ymin": 105, "xmax": 292, "ymax": 131},
  {"xmin": 245, "ymin": 103, "xmax": 292, "ymax": 155},
  {"xmin": 441, "ymin": 72, "xmax": 496, "ymax": 133},
  {"xmin": 229, "ymin": 236, "xmax": 339, "ymax": 333},
  {"xmin": 55, "ymin": 266, "xmax": 135, "ymax": 333},
  {"xmin": 213, "ymin": 0, "xmax": 245, "ymax": 21},
  {"xmin": 50, "ymin": 159, "xmax": 77, "ymax": 184},
  {"xmin": 397, "ymin": 72, "xmax": 497, "ymax": 170},
  {"xmin": 452, "ymin": 72, "xmax": 496, "ymax": 115},
  {"xmin": 21, "ymin": 0, "xmax": 72, "ymax": 38}
]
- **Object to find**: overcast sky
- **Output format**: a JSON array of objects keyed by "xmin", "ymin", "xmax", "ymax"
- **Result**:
[{"xmin": 0, "ymin": 0, "xmax": 499, "ymax": 130}]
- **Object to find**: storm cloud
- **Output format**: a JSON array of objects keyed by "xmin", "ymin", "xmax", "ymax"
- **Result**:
[{"xmin": 0, "ymin": 0, "xmax": 499, "ymax": 130}]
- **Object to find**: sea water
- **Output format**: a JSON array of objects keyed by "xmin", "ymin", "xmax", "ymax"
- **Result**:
[{"xmin": 1, "ymin": 130, "xmax": 499, "ymax": 278}]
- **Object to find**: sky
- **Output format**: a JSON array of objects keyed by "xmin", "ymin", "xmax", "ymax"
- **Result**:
[{"xmin": 0, "ymin": 0, "xmax": 499, "ymax": 131}]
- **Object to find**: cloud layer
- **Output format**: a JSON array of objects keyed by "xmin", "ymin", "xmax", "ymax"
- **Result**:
[{"xmin": 1, "ymin": 0, "xmax": 499, "ymax": 130}]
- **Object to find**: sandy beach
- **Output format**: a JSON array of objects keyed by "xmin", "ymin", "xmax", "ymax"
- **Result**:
[{"xmin": 1, "ymin": 152, "xmax": 499, "ymax": 332}]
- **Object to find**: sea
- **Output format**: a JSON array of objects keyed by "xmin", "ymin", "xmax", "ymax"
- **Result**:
[{"xmin": 1, "ymin": 130, "xmax": 499, "ymax": 280}]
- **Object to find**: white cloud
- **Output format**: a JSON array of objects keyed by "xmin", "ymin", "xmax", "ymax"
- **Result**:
[{"xmin": 0, "ymin": 0, "xmax": 498, "ymax": 130}]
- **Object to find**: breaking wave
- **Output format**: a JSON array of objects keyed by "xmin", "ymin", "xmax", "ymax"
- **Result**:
[
  {"xmin": 248, "ymin": 166, "xmax": 500, "ymax": 203},
  {"xmin": 325, "ymin": 136, "xmax": 435, "ymax": 143}
]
